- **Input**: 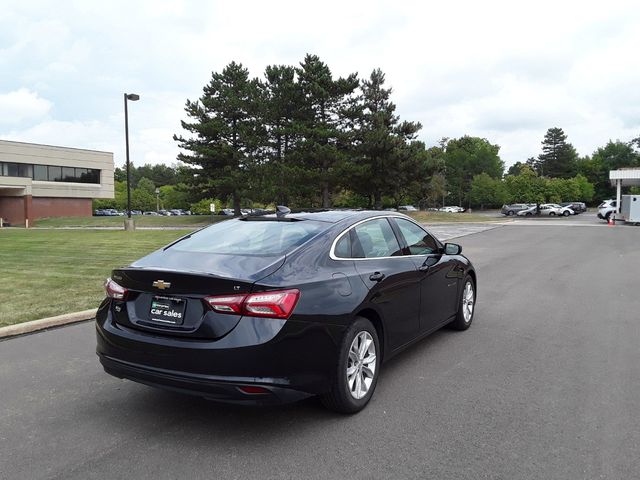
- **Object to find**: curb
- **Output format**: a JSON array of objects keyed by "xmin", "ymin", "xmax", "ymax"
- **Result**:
[{"xmin": 0, "ymin": 308, "xmax": 97, "ymax": 339}]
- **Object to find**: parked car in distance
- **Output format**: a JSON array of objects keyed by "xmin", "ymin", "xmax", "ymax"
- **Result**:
[
  {"xmin": 130, "ymin": 210, "xmax": 142, "ymax": 215},
  {"xmin": 96, "ymin": 210, "xmax": 477, "ymax": 413},
  {"xmin": 143, "ymin": 211, "xmax": 160, "ymax": 216},
  {"xmin": 501, "ymin": 203, "xmax": 533, "ymax": 216},
  {"xmin": 94, "ymin": 209, "xmax": 106, "ymax": 216},
  {"xmin": 438, "ymin": 206, "xmax": 464, "ymax": 213},
  {"xmin": 398, "ymin": 205, "xmax": 418, "ymax": 211},
  {"xmin": 516, "ymin": 205, "xmax": 538, "ymax": 216},
  {"xmin": 98, "ymin": 209, "xmax": 120, "ymax": 216},
  {"xmin": 597, "ymin": 199, "xmax": 617, "ymax": 220},
  {"xmin": 539, "ymin": 203, "xmax": 574, "ymax": 216},
  {"xmin": 158, "ymin": 209, "xmax": 172, "ymax": 216},
  {"xmin": 218, "ymin": 208, "xmax": 235, "ymax": 216},
  {"xmin": 560, "ymin": 202, "xmax": 586, "ymax": 214}
]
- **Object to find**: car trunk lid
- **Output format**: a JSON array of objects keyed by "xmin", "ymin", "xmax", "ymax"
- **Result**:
[{"xmin": 109, "ymin": 253, "xmax": 285, "ymax": 339}]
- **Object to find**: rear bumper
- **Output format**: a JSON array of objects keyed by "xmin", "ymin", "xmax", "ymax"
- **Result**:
[
  {"xmin": 99, "ymin": 354, "xmax": 311, "ymax": 404},
  {"xmin": 96, "ymin": 303, "xmax": 346, "ymax": 403}
]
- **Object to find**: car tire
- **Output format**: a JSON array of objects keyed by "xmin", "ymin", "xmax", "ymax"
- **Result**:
[
  {"xmin": 449, "ymin": 276, "xmax": 476, "ymax": 331},
  {"xmin": 526, "ymin": 212, "xmax": 532, "ymax": 216},
  {"xmin": 605, "ymin": 211, "xmax": 612, "ymax": 221},
  {"xmin": 563, "ymin": 210, "xmax": 570, "ymax": 216},
  {"xmin": 507, "ymin": 211, "xmax": 515, "ymax": 216},
  {"xmin": 549, "ymin": 212, "xmax": 556, "ymax": 216},
  {"xmin": 321, "ymin": 317, "xmax": 380, "ymax": 414}
]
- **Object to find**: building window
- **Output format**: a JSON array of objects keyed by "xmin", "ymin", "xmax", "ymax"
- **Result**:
[
  {"xmin": 62, "ymin": 167, "xmax": 75, "ymax": 182},
  {"xmin": 7, "ymin": 163, "xmax": 19, "ymax": 177},
  {"xmin": 18, "ymin": 164, "xmax": 33, "ymax": 178},
  {"xmin": 82, "ymin": 168, "xmax": 100, "ymax": 183},
  {"xmin": 48, "ymin": 166, "xmax": 62, "ymax": 181},
  {"xmin": 33, "ymin": 164, "xmax": 48, "ymax": 181},
  {"xmin": 0, "ymin": 161, "xmax": 101, "ymax": 184}
]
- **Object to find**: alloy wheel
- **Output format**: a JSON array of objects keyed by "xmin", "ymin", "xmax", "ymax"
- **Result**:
[
  {"xmin": 346, "ymin": 331, "xmax": 377, "ymax": 400},
  {"xmin": 462, "ymin": 281, "xmax": 474, "ymax": 323}
]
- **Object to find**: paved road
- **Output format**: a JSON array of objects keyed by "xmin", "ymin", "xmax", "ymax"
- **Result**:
[{"xmin": 1, "ymin": 224, "xmax": 639, "ymax": 479}]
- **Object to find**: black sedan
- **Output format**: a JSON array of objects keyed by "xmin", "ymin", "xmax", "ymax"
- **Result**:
[{"xmin": 96, "ymin": 209, "xmax": 477, "ymax": 413}]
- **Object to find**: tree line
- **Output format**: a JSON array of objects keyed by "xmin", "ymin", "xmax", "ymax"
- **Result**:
[
  {"xmin": 173, "ymin": 54, "xmax": 507, "ymax": 214},
  {"xmin": 98, "ymin": 55, "xmax": 640, "ymax": 213}
]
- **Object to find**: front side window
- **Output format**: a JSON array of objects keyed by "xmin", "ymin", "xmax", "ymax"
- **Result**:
[
  {"xmin": 351, "ymin": 218, "xmax": 402, "ymax": 258},
  {"xmin": 394, "ymin": 218, "xmax": 439, "ymax": 255}
]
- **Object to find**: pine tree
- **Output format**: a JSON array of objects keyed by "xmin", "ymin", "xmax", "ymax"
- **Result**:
[
  {"xmin": 173, "ymin": 62, "xmax": 262, "ymax": 215},
  {"xmin": 537, "ymin": 127, "xmax": 578, "ymax": 178},
  {"xmin": 295, "ymin": 55, "xmax": 359, "ymax": 207},
  {"xmin": 350, "ymin": 69, "xmax": 422, "ymax": 209},
  {"xmin": 259, "ymin": 64, "xmax": 309, "ymax": 205}
]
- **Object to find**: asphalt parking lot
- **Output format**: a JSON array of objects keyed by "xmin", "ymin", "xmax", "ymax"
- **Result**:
[{"xmin": 1, "ymin": 222, "xmax": 639, "ymax": 479}]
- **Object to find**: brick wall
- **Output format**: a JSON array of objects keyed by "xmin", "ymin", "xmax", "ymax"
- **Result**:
[
  {"xmin": 32, "ymin": 197, "xmax": 92, "ymax": 219},
  {"xmin": 0, "ymin": 196, "xmax": 27, "ymax": 225},
  {"xmin": 0, "ymin": 196, "xmax": 92, "ymax": 226}
]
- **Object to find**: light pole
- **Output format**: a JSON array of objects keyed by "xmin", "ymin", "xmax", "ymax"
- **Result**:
[
  {"xmin": 155, "ymin": 187, "xmax": 160, "ymax": 212},
  {"xmin": 124, "ymin": 92, "xmax": 140, "ymax": 230}
]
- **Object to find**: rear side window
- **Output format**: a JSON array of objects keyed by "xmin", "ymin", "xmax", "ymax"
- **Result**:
[
  {"xmin": 172, "ymin": 219, "xmax": 327, "ymax": 256},
  {"xmin": 351, "ymin": 218, "xmax": 402, "ymax": 258},
  {"xmin": 334, "ymin": 233, "xmax": 351, "ymax": 258},
  {"xmin": 394, "ymin": 218, "xmax": 439, "ymax": 255}
]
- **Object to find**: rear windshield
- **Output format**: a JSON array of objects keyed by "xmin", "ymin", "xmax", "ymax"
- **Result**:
[{"xmin": 171, "ymin": 219, "xmax": 327, "ymax": 256}]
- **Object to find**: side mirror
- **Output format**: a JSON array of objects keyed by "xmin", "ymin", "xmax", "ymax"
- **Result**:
[{"xmin": 444, "ymin": 243, "xmax": 462, "ymax": 255}]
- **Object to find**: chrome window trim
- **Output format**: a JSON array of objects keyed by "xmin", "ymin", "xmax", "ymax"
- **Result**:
[{"xmin": 329, "ymin": 215, "xmax": 442, "ymax": 261}]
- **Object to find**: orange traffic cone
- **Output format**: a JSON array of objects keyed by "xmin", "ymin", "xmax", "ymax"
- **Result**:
[{"xmin": 608, "ymin": 216, "xmax": 614, "ymax": 226}]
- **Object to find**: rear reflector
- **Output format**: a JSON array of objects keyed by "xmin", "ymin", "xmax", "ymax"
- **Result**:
[
  {"xmin": 237, "ymin": 385, "xmax": 271, "ymax": 395},
  {"xmin": 105, "ymin": 278, "xmax": 128, "ymax": 300},
  {"xmin": 204, "ymin": 289, "xmax": 300, "ymax": 320}
]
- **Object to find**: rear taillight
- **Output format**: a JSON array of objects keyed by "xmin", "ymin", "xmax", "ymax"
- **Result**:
[
  {"xmin": 204, "ymin": 289, "xmax": 300, "ymax": 320},
  {"xmin": 205, "ymin": 294, "xmax": 245, "ymax": 314},
  {"xmin": 105, "ymin": 277, "xmax": 128, "ymax": 300}
]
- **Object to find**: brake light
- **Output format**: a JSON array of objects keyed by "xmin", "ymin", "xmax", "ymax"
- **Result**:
[
  {"xmin": 105, "ymin": 277, "xmax": 128, "ymax": 300},
  {"xmin": 204, "ymin": 294, "xmax": 245, "ymax": 314},
  {"xmin": 204, "ymin": 289, "xmax": 300, "ymax": 319}
]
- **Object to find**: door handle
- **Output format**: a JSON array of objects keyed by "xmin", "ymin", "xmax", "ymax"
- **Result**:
[{"xmin": 369, "ymin": 272, "xmax": 385, "ymax": 282}]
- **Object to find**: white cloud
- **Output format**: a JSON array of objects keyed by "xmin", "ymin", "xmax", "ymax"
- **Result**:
[
  {"xmin": 0, "ymin": 89, "xmax": 52, "ymax": 125},
  {"xmin": 1, "ymin": 0, "xmax": 640, "ymax": 168}
]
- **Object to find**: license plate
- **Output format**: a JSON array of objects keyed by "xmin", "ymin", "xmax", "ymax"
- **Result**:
[{"xmin": 149, "ymin": 296, "xmax": 186, "ymax": 325}]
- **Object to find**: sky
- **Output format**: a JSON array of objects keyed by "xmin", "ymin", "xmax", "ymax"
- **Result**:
[{"xmin": 1, "ymin": 0, "xmax": 640, "ymax": 169}]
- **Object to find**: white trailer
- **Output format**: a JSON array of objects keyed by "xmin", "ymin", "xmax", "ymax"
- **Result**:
[
  {"xmin": 620, "ymin": 195, "xmax": 640, "ymax": 225},
  {"xmin": 610, "ymin": 169, "xmax": 640, "ymax": 221}
]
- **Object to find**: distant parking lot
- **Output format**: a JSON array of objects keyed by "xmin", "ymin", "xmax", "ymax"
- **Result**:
[{"xmin": 2, "ymin": 222, "xmax": 639, "ymax": 479}]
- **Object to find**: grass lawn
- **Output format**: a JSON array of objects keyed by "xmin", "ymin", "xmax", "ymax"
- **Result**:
[
  {"xmin": 0, "ymin": 229, "xmax": 190, "ymax": 327},
  {"xmin": 34, "ymin": 215, "xmax": 225, "ymax": 228},
  {"xmin": 34, "ymin": 211, "xmax": 500, "ymax": 229},
  {"xmin": 407, "ymin": 211, "xmax": 501, "ymax": 223}
]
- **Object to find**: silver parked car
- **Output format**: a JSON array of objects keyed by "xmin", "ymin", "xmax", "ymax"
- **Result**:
[
  {"xmin": 539, "ymin": 203, "xmax": 574, "ymax": 216},
  {"xmin": 516, "ymin": 205, "xmax": 538, "ymax": 216}
]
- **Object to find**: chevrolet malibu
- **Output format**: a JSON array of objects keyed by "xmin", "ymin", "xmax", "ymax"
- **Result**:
[{"xmin": 96, "ymin": 209, "xmax": 477, "ymax": 413}]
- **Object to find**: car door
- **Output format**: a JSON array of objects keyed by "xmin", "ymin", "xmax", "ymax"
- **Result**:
[
  {"xmin": 347, "ymin": 217, "xmax": 422, "ymax": 351},
  {"xmin": 391, "ymin": 217, "xmax": 460, "ymax": 334}
]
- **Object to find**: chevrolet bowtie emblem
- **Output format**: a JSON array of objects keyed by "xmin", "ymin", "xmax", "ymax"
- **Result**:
[{"xmin": 152, "ymin": 280, "xmax": 171, "ymax": 290}]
